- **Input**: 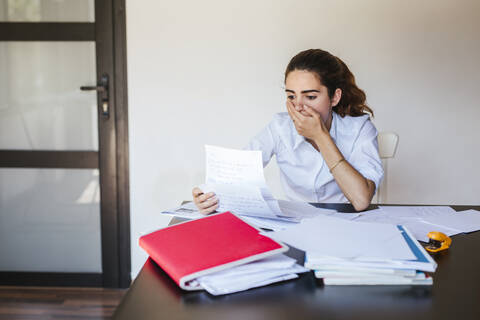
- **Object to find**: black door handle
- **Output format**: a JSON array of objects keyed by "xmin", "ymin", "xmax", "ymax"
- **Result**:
[
  {"xmin": 80, "ymin": 85, "xmax": 106, "ymax": 92},
  {"xmin": 80, "ymin": 74, "xmax": 109, "ymax": 118},
  {"xmin": 80, "ymin": 74, "xmax": 108, "ymax": 92}
]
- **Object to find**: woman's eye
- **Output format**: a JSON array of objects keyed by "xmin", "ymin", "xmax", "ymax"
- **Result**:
[
  {"xmin": 287, "ymin": 95, "xmax": 295, "ymax": 100},
  {"xmin": 306, "ymin": 96, "xmax": 317, "ymax": 100}
]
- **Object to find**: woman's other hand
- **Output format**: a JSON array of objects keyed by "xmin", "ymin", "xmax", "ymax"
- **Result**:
[
  {"xmin": 192, "ymin": 187, "xmax": 218, "ymax": 215},
  {"xmin": 286, "ymin": 101, "xmax": 329, "ymax": 141}
]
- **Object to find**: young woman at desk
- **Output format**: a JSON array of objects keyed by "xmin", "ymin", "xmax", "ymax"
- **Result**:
[{"xmin": 192, "ymin": 49, "xmax": 383, "ymax": 213}]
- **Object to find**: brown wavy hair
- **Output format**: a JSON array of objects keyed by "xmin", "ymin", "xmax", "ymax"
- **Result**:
[{"xmin": 284, "ymin": 49, "xmax": 373, "ymax": 117}]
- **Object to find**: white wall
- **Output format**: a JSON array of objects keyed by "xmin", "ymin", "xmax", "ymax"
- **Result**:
[{"xmin": 126, "ymin": 0, "xmax": 480, "ymax": 277}]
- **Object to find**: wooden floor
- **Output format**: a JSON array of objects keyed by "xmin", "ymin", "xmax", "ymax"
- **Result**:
[{"xmin": 0, "ymin": 286, "xmax": 126, "ymax": 320}]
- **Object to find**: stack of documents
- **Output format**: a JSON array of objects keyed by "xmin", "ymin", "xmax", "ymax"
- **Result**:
[
  {"xmin": 192, "ymin": 254, "xmax": 308, "ymax": 295},
  {"xmin": 311, "ymin": 269, "xmax": 431, "ymax": 285},
  {"xmin": 266, "ymin": 215, "xmax": 437, "ymax": 285},
  {"xmin": 140, "ymin": 211, "xmax": 308, "ymax": 295}
]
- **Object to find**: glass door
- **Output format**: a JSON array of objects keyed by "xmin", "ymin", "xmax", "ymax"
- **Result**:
[{"xmin": 0, "ymin": 0, "xmax": 130, "ymax": 288}]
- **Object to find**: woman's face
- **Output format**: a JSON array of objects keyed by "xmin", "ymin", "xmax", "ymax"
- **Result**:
[{"xmin": 285, "ymin": 69, "xmax": 339, "ymax": 122}]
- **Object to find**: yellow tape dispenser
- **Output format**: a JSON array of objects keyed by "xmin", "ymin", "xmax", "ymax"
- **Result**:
[{"xmin": 425, "ymin": 231, "xmax": 452, "ymax": 253}]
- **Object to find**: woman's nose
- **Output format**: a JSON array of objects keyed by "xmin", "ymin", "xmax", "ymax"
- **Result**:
[{"xmin": 293, "ymin": 100, "xmax": 303, "ymax": 111}]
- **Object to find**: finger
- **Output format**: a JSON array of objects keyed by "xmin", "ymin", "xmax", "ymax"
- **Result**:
[
  {"xmin": 193, "ymin": 197, "xmax": 203, "ymax": 210},
  {"xmin": 288, "ymin": 102, "xmax": 308, "ymax": 121},
  {"xmin": 286, "ymin": 101, "xmax": 301, "ymax": 123},
  {"xmin": 197, "ymin": 192, "xmax": 215, "ymax": 202},
  {"xmin": 200, "ymin": 203, "xmax": 219, "ymax": 215},
  {"xmin": 192, "ymin": 187, "xmax": 204, "ymax": 198},
  {"xmin": 287, "ymin": 100, "xmax": 299, "ymax": 117},
  {"xmin": 197, "ymin": 196, "xmax": 218, "ymax": 209},
  {"xmin": 303, "ymin": 105, "xmax": 320, "ymax": 119}
]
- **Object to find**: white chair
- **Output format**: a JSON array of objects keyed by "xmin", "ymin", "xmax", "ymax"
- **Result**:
[{"xmin": 376, "ymin": 132, "xmax": 399, "ymax": 204}]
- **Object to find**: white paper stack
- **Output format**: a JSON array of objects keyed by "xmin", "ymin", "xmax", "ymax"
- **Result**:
[
  {"xmin": 315, "ymin": 270, "xmax": 432, "ymax": 285},
  {"xmin": 267, "ymin": 215, "xmax": 437, "ymax": 286},
  {"xmin": 188, "ymin": 254, "xmax": 308, "ymax": 295}
]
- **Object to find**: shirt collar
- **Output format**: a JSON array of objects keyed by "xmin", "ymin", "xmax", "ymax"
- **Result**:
[{"xmin": 292, "ymin": 112, "xmax": 338, "ymax": 150}]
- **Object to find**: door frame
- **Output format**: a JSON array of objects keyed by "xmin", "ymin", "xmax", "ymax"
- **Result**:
[{"xmin": 0, "ymin": 0, "xmax": 131, "ymax": 288}]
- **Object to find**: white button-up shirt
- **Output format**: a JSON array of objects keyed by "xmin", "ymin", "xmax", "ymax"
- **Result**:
[{"xmin": 246, "ymin": 112, "xmax": 384, "ymax": 203}]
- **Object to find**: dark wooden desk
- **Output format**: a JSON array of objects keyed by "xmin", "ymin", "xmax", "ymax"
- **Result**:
[{"xmin": 114, "ymin": 204, "xmax": 480, "ymax": 320}]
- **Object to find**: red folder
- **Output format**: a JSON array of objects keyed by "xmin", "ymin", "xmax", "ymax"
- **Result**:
[{"xmin": 139, "ymin": 211, "xmax": 288, "ymax": 290}]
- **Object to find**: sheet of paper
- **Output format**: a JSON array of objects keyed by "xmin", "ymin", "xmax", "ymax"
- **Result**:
[
  {"xmin": 195, "ymin": 254, "xmax": 308, "ymax": 295},
  {"xmin": 242, "ymin": 216, "xmax": 299, "ymax": 231},
  {"xmin": 161, "ymin": 202, "xmax": 298, "ymax": 228},
  {"xmin": 199, "ymin": 254, "xmax": 298, "ymax": 280},
  {"xmin": 356, "ymin": 231, "xmax": 416, "ymax": 260},
  {"xmin": 421, "ymin": 210, "xmax": 480, "ymax": 233},
  {"xmin": 400, "ymin": 220, "xmax": 461, "ymax": 242},
  {"xmin": 277, "ymin": 200, "xmax": 337, "ymax": 219},
  {"xmin": 201, "ymin": 265, "xmax": 306, "ymax": 289},
  {"xmin": 356, "ymin": 208, "xmax": 383, "ymax": 216},
  {"xmin": 161, "ymin": 201, "xmax": 204, "ymax": 219},
  {"xmin": 356, "ymin": 206, "xmax": 465, "ymax": 241},
  {"xmin": 329, "ymin": 212, "xmax": 362, "ymax": 221},
  {"xmin": 356, "ymin": 210, "xmax": 417, "ymax": 225},
  {"xmin": 205, "ymin": 145, "xmax": 266, "ymax": 186},
  {"xmin": 201, "ymin": 273, "xmax": 299, "ymax": 295},
  {"xmin": 265, "ymin": 215, "xmax": 413, "ymax": 260},
  {"xmin": 260, "ymin": 187, "xmax": 283, "ymax": 216},
  {"xmin": 356, "ymin": 207, "xmax": 458, "ymax": 241},
  {"xmin": 204, "ymin": 145, "xmax": 283, "ymax": 219},
  {"xmin": 378, "ymin": 206, "xmax": 456, "ymax": 218},
  {"xmin": 458, "ymin": 209, "xmax": 480, "ymax": 214},
  {"xmin": 202, "ymin": 183, "xmax": 278, "ymax": 219},
  {"xmin": 312, "ymin": 265, "xmax": 417, "ymax": 276}
]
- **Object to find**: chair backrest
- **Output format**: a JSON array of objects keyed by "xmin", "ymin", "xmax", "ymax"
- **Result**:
[{"xmin": 377, "ymin": 132, "xmax": 399, "ymax": 159}]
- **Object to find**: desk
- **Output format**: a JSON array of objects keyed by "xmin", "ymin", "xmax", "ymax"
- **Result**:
[{"xmin": 114, "ymin": 204, "xmax": 480, "ymax": 320}]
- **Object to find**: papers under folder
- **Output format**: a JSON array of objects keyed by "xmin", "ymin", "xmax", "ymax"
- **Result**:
[{"xmin": 139, "ymin": 211, "xmax": 308, "ymax": 295}]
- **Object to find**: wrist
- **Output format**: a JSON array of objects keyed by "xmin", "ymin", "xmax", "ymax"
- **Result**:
[{"xmin": 313, "ymin": 129, "xmax": 331, "ymax": 148}]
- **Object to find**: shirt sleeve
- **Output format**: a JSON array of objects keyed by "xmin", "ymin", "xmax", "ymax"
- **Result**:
[
  {"xmin": 347, "ymin": 120, "xmax": 384, "ymax": 191},
  {"xmin": 244, "ymin": 120, "xmax": 277, "ymax": 168}
]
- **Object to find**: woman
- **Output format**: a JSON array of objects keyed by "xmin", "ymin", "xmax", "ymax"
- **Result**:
[{"xmin": 193, "ymin": 49, "xmax": 383, "ymax": 213}]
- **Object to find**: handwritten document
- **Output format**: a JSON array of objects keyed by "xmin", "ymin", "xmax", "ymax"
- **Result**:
[
  {"xmin": 205, "ymin": 145, "xmax": 266, "ymax": 186},
  {"xmin": 201, "ymin": 183, "xmax": 278, "ymax": 218},
  {"xmin": 203, "ymin": 145, "xmax": 281, "ymax": 219}
]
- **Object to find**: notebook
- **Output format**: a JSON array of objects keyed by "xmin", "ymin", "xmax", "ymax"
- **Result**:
[{"xmin": 139, "ymin": 211, "xmax": 288, "ymax": 290}]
